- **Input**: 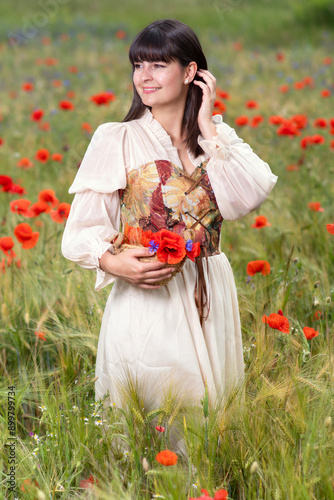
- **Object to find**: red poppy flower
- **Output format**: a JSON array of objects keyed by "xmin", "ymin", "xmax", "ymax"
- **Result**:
[
  {"xmin": 269, "ymin": 115, "xmax": 285, "ymax": 125},
  {"xmin": 30, "ymin": 201, "xmax": 50, "ymax": 216},
  {"xmin": 66, "ymin": 90, "xmax": 76, "ymax": 99},
  {"xmin": 326, "ymin": 223, "xmax": 334, "ymax": 235},
  {"xmin": 9, "ymin": 199, "xmax": 32, "ymax": 216},
  {"xmin": 0, "ymin": 175, "xmax": 13, "ymax": 190},
  {"xmin": 303, "ymin": 326, "xmax": 319, "ymax": 340},
  {"xmin": 300, "ymin": 136, "xmax": 314, "ymax": 149},
  {"xmin": 246, "ymin": 260, "xmax": 270, "ymax": 276},
  {"xmin": 312, "ymin": 134, "xmax": 325, "ymax": 144},
  {"xmin": 251, "ymin": 215, "xmax": 271, "ymax": 228},
  {"xmin": 250, "ymin": 115, "xmax": 264, "ymax": 127},
  {"xmin": 291, "ymin": 114, "xmax": 308, "ymax": 129},
  {"xmin": 279, "ymin": 85, "xmax": 289, "ymax": 93},
  {"xmin": 68, "ymin": 65, "xmax": 78, "ymax": 73},
  {"xmin": 52, "ymin": 153, "xmax": 63, "ymax": 162},
  {"xmin": 124, "ymin": 223, "xmax": 143, "ymax": 245},
  {"xmin": 59, "ymin": 100, "xmax": 74, "ymax": 110},
  {"xmin": 52, "ymin": 80, "xmax": 62, "ymax": 87},
  {"xmin": 115, "ymin": 30, "xmax": 126, "ymax": 39},
  {"xmin": 0, "ymin": 137, "xmax": 4, "ymax": 146},
  {"xmin": 90, "ymin": 91, "xmax": 115, "ymax": 105},
  {"xmin": 0, "ymin": 237, "xmax": 16, "ymax": 265},
  {"xmin": 246, "ymin": 100, "xmax": 258, "ymax": 109},
  {"xmin": 155, "ymin": 426, "xmax": 165, "ymax": 432},
  {"xmin": 185, "ymin": 240, "xmax": 201, "ymax": 262},
  {"xmin": 303, "ymin": 76, "xmax": 314, "ymax": 87},
  {"xmin": 276, "ymin": 52, "xmax": 285, "ymax": 61},
  {"xmin": 233, "ymin": 41, "xmax": 243, "ymax": 50},
  {"xmin": 331, "ymin": 139, "xmax": 334, "ymax": 149},
  {"xmin": 323, "ymin": 57, "xmax": 332, "ymax": 65},
  {"xmin": 313, "ymin": 118, "xmax": 327, "ymax": 128},
  {"xmin": 294, "ymin": 81, "xmax": 305, "ymax": 90},
  {"xmin": 313, "ymin": 311, "xmax": 322, "ymax": 320},
  {"xmin": 17, "ymin": 157, "xmax": 33, "ymax": 169},
  {"xmin": 31, "ymin": 109, "xmax": 44, "ymax": 121},
  {"xmin": 321, "ymin": 89, "xmax": 331, "ymax": 97},
  {"xmin": 141, "ymin": 229, "xmax": 155, "ymax": 247},
  {"xmin": 214, "ymin": 490, "xmax": 228, "ymax": 500},
  {"xmin": 45, "ymin": 57, "xmax": 58, "ymax": 65},
  {"xmin": 8, "ymin": 183, "xmax": 26, "ymax": 195},
  {"xmin": 262, "ymin": 312, "xmax": 289, "ymax": 334},
  {"xmin": 277, "ymin": 120, "xmax": 300, "ymax": 137},
  {"xmin": 307, "ymin": 202, "xmax": 324, "ymax": 212},
  {"xmin": 235, "ymin": 115, "xmax": 249, "ymax": 126},
  {"xmin": 79, "ymin": 475, "xmax": 99, "ymax": 489},
  {"xmin": 214, "ymin": 100, "xmax": 226, "ymax": 112},
  {"xmin": 156, "ymin": 450, "xmax": 178, "ymax": 466},
  {"xmin": 22, "ymin": 82, "xmax": 34, "ymax": 91},
  {"xmin": 38, "ymin": 189, "xmax": 59, "ymax": 208},
  {"xmin": 20, "ymin": 479, "xmax": 40, "ymax": 492},
  {"xmin": 156, "ymin": 230, "xmax": 186, "ymax": 264},
  {"xmin": 34, "ymin": 330, "xmax": 46, "ymax": 341},
  {"xmin": 35, "ymin": 148, "xmax": 50, "ymax": 162},
  {"xmin": 81, "ymin": 122, "xmax": 93, "ymax": 133},
  {"xmin": 50, "ymin": 202, "xmax": 71, "ymax": 223},
  {"xmin": 14, "ymin": 223, "xmax": 39, "ymax": 249},
  {"xmin": 216, "ymin": 89, "xmax": 230, "ymax": 100},
  {"xmin": 286, "ymin": 164, "xmax": 299, "ymax": 172}
]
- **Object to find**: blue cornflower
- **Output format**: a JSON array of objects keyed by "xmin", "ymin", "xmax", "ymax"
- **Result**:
[
  {"xmin": 149, "ymin": 240, "xmax": 159, "ymax": 253},
  {"xmin": 185, "ymin": 239, "xmax": 193, "ymax": 252}
]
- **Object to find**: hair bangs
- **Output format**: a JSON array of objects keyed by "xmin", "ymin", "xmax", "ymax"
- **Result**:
[{"xmin": 129, "ymin": 29, "xmax": 177, "ymax": 65}]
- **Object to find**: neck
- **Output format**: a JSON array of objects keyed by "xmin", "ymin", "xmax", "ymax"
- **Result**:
[{"xmin": 151, "ymin": 105, "xmax": 185, "ymax": 144}]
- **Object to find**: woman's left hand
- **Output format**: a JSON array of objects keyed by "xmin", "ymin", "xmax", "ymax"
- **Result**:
[{"xmin": 193, "ymin": 69, "xmax": 217, "ymax": 139}]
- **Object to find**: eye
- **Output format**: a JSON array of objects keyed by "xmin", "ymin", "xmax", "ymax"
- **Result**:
[
  {"xmin": 133, "ymin": 62, "xmax": 142, "ymax": 69},
  {"xmin": 153, "ymin": 63, "xmax": 165, "ymax": 68}
]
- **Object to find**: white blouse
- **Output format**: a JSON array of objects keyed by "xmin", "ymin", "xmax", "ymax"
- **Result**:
[{"xmin": 61, "ymin": 109, "xmax": 277, "ymax": 291}]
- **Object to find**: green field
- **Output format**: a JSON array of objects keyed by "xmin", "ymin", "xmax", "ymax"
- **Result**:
[{"xmin": 1, "ymin": 1, "xmax": 334, "ymax": 498}]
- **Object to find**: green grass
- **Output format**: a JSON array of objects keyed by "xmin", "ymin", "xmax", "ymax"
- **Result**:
[{"xmin": 1, "ymin": 1, "xmax": 334, "ymax": 498}]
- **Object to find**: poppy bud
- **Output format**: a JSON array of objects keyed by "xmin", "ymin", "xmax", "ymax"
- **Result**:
[
  {"xmin": 250, "ymin": 461, "xmax": 259, "ymax": 474},
  {"xmin": 325, "ymin": 416, "xmax": 332, "ymax": 428}
]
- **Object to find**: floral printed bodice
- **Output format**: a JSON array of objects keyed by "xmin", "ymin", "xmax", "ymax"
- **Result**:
[{"xmin": 119, "ymin": 159, "xmax": 223, "ymax": 258}]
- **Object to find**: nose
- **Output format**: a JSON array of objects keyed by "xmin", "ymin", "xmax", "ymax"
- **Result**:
[{"xmin": 141, "ymin": 63, "xmax": 153, "ymax": 81}]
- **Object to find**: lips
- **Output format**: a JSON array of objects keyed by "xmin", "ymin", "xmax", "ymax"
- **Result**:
[{"xmin": 143, "ymin": 87, "xmax": 161, "ymax": 94}]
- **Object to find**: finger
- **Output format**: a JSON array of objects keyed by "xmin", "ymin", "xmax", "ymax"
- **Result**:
[{"xmin": 197, "ymin": 69, "xmax": 216, "ymax": 81}]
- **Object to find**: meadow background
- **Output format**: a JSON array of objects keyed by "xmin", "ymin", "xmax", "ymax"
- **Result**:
[{"xmin": 1, "ymin": 0, "xmax": 334, "ymax": 498}]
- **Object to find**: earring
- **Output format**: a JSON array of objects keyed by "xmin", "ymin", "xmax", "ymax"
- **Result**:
[{"xmin": 184, "ymin": 79, "xmax": 189, "ymax": 84}]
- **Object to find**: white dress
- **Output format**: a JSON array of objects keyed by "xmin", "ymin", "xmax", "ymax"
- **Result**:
[{"xmin": 61, "ymin": 109, "xmax": 277, "ymax": 409}]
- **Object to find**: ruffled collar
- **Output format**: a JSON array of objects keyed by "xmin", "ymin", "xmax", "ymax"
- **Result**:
[{"xmin": 139, "ymin": 108, "xmax": 206, "ymax": 167}]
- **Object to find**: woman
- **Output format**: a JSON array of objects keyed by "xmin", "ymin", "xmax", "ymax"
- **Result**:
[{"xmin": 62, "ymin": 19, "xmax": 277, "ymax": 411}]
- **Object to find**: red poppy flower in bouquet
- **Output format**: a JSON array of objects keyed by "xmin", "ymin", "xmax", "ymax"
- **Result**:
[{"xmin": 156, "ymin": 229, "xmax": 186, "ymax": 265}]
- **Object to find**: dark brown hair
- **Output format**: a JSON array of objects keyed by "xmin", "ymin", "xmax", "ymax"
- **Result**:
[{"xmin": 122, "ymin": 19, "xmax": 208, "ymax": 158}]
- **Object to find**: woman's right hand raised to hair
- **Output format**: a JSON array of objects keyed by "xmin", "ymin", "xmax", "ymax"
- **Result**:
[{"xmin": 99, "ymin": 247, "xmax": 174, "ymax": 289}]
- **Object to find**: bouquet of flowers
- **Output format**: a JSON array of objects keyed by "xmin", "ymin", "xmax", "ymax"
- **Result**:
[{"xmin": 111, "ymin": 224, "xmax": 201, "ymax": 285}]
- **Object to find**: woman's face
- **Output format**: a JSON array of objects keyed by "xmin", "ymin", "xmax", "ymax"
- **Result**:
[{"xmin": 133, "ymin": 60, "xmax": 189, "ymax": 110}]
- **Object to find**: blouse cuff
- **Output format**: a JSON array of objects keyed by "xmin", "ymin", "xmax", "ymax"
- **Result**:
[
  {"xmin": 95, "ymin": 242, "xmax": 116, "ymax": 291},
  {"xmin": 198, "ymin": 115, "xmax": 235, "ymax": 160}
]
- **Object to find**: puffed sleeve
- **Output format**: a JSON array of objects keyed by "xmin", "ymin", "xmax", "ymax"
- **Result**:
[
  {"xmin": 198, "ymin": 114, "xmax": 278, "ymax": 220},
  {"xmin": 61, "ymin": 122, "xmax": 128, "ymax": 291}
]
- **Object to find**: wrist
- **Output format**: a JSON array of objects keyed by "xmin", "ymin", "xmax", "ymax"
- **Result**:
[{"xmin": 199, "ymin": 121, "xmax": 218, "ymax": 141}]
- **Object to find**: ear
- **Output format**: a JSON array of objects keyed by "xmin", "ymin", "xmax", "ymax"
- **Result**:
[{"xmin": 184, "ymin": 61, "xmax": 197, "ymax": 84}]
